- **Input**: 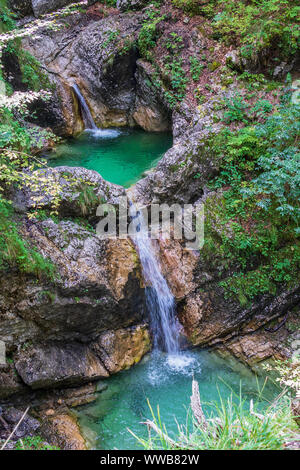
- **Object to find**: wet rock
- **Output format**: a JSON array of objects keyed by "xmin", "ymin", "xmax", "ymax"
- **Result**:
[
  {"xmin": 0, "ymin": 367, "xmax": 27, "ymax": 400},
  {"xmin": 91, "ymin": 325, "xmax": 151, "ymax": 374},
  {"xmin": 22, "ymin": 12, "xmax": 143, "ymax": 133},
  {"xmin": 15, "ymin": 342, "xmax": 109, "ymax": 389},
  {"xmin": 221, "ymin": 332, "xmax": 289, "ymax": 366},
  {"xmin": 0, "ymin": 219, "xmax": 146, "ymax": 351},
  {"xmin": 157, "ymin": 237, "xmax": 198, "ymax": 300}
]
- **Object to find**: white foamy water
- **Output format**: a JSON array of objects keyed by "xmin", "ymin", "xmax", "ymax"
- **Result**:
[
  {"xmin": 146, "ymin": 351, "xmax": 200, "ymax": 386},
  {"xmin": 85, "ymin": 128, "xmax": 122, "ymax": 139}
]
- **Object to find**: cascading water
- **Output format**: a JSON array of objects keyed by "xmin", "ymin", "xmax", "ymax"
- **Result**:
[
  {"xmin": 129, "ymin": 205, "xmax": 180, "ymax": 355},
  {"xmin": 72, "ymin": 83, "xmax": 97, "ymax": 130},
  {"xmin": 71, "ymin": 82, "xmax": 181, "ymax": 354}
]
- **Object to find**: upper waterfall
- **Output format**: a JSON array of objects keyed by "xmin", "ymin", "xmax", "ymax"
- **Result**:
[{"xmin": 72, "ymin": 83, "xmax": 97, "ymax": 130}]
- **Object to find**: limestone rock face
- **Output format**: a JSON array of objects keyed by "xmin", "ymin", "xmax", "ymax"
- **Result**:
[
  {"xmin": 128, "ymin": 127, "xmax": 220, "ymax": 205},
  {"xmin": 13, "ymin": 326, "xmax": 150, "ymax": 390},
  {"xmin": 21, "ymin": 11, "xmax": 171, "ymax": 135},
  {"xmin": 0, "ymin": 220, "xmax": 146, "ymax": 349},
  {"xmin": 132, "ymin": 60, "xmax": 172, "ymax": 132},
  {"xmin": 152, "ymin": 227, "xmax": 300, "ymax": 363},
  {"xmin": 22, "ymin": 12, "xmax": 142, "ymax": 134},
  {"xmin": 0, "ymin": 162, "xmax": 151, "ymax": 397}
]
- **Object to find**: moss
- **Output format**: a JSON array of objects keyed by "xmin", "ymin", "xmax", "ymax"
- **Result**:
[{"xmin": 208, "ymin": 61, "xmax": 221, "ymax": 72}]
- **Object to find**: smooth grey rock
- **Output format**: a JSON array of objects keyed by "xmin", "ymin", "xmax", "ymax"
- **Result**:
[{"xmin": 15, "ymin": 342, "xmax": 109, "ymax": 389}]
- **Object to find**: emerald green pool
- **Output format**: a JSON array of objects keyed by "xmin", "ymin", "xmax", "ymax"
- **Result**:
[
  {"xmin": 48, "ymin": 128, "xmax": 172, "ymax": 188},
  {"xmin": 76, "ymin": 350, "xmax": 278, "ymax": 450}
]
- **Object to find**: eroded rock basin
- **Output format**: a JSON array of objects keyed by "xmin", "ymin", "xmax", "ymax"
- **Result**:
[
  {"xmin": 47, "ymin": 128, "xmax": 172, "ymax": 188},
  {"xmin": 76, "ymin": 350, "xmax": 278, "ymax": 450}
]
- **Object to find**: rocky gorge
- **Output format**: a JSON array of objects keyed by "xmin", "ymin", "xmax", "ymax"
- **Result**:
[{"xmin": 0, "ymin": 0, "xmax": 299, "ymax": 450}]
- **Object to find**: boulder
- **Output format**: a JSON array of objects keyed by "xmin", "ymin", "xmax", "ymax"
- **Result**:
[
  {"xmin": 32, "ymin": 0, "xmax": 74, "ymax": 17},
  {"xmin": 0, "ymin": 220, "xmax": 146, "ymax": 348},
  {"xmin": 14, "ymin": 326, "xmax": 150, "ymax": 390},
  {"xmin": 12, "ymin": 166, "xmax": 125, "ymax": 222},
  {"xmin": 15, "ymin": 342, "xmax": 109, "ymax": 389}
]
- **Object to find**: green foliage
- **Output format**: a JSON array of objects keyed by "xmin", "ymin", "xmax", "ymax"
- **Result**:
[
  {"xmin": 189, "ymin": 56, "xmax": 204, "ymax": 81},
  {"xmin": 171, "ymin": 0, "xmax": 203, "ymax": 16},
  {"xmin": 2, "ymin": 39, "xmax": 54, "ymax": 92},
  {"xmin": 0, "ymin": 109, "xmax": 31, "ymax": 152},
  {"xmin": 164, "ymin": 57, "xmax": 188, "ymax": 102},
  {"xmin": 102, "ymin": 29, "xmax": 119, "ymax": 48},
  {"xmin": 0, "ymin": 196, "xmax": 55, "ymax": 279},
  {"xmin": 138, "ymin": 9, "xmax": 165, "ymax": 61},
  {"xmin": 130, "ymin": 384, "xmax": 298, "ymax": 450},
  {"xmin": 20, "ymin": 50, "xmax": 54, "ymax": 92},
  {"xmin": 0, "ymin": 0, "xmax": 16, "ymax": 32},
  {"xmin": 205, "ymin": 99, "xmax": 300, "ymax": 303},
  {"xmin": 222, "ymin": 93, "xmax": 249, "ymax": 123},
  {"xmin": 164, "ymin": 32, "xmax": 184, "ymax": 53},
  {"xmin": 172, "ymin": 0, "xmax": 299, "ymax": 60},
  {"xmin": 211, "ymin": 0, "xmax": 299, "ymax": 59},
  {"xmin": 15, "ymin": 436, "xmax": 60, "ymax": 450}
]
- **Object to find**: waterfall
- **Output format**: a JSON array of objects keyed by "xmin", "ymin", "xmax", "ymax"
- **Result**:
[
  {"xmin": 72, "ymin": 83, "xmax": 97, "ymax": 130},
  {"xmin": 129, "ymin": 204, "xmax": 180, "ymax": 354}
]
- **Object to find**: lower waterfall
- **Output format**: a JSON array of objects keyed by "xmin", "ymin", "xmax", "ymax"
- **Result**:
[{"xmin": 129, "ymin": 204, "xmax": 181, "ymax": 355}]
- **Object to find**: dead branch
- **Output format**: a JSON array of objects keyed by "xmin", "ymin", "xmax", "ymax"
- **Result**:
[
  {"xmin": 0, "ymin": 407, "xmax": 30, "ymax": 450},
  {"xmin": 249, "ymin": 400, "xmax": 265, "ymax": 420},
  {"xmin": 190, "ymin": 379, "xmax": 208, "ymax": 431},
  {"xmin": 141, "ymin": 419, "xmax": 179, "ymax": 448}
]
